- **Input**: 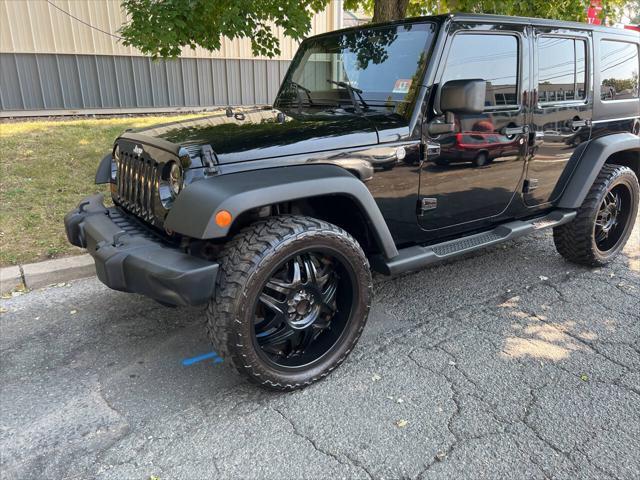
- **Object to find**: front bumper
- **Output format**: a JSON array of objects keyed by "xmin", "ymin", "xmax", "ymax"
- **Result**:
[{"xmin": 64, "ymin": 194, "xmax": 219, "ymax": 306}]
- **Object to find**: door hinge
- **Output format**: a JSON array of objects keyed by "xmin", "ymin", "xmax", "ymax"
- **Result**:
[
  {"xmin": 523, "ymin": 178, "xmax": 539, "ymax": 193},
  {"xmin": 201, "ymin": 144, "xmax": 219, "ymax": 174},
  {"xmin": 417, "ymin": 197, "xmax": 438, "ymax": 215}
]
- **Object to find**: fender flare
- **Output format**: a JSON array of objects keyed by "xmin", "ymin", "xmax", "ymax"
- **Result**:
[
  {"xmin": 164, "ymin": 164, "xmax": 399, "ymax": 259},
  {"xmin": 557, "ymin": 132, "xmax": 640, "ymax": 209},
  {"xmin": 95, "ymin": 153, "xmax": 112, "ymax": 184}
]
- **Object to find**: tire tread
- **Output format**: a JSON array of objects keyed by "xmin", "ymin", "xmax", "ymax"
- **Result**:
[
  {"xmin": 553, "ymin": 164, "xmax": 639, "ymax": 267},
  {"xmin": 205, "ymin": 215, "xmax": 372, "ymax": 391}
]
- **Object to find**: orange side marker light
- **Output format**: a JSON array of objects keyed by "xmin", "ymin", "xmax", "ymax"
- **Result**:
[{"xmin": 215, "ymin": 210, "xmax": 232, "ymax": 228}]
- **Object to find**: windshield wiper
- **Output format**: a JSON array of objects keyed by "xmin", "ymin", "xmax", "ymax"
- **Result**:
[
  {"xmin": 326, "ymin": 79, "xmax": 368, "ymax": 114},
  {"xmin": 290, "ymin": 81, "xmax": 313, "ymax": 102},
  {"xmin": 289, "ymin": 81, "xmax": 314, "ymax": 112}
]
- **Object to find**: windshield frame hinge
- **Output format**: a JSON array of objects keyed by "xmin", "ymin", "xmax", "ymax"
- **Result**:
[{"xmin": 201, "ymin": 144, "xmax": 219, "ymax": 174}]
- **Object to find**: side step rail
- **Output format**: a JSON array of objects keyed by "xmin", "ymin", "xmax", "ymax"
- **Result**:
[{"xmin": 375, "ymin": 209, "xmax": 577, "ymax": 276}]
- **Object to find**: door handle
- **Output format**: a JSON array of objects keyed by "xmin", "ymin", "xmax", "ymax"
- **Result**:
[
  {"xmin": 569, "ymin": 119, "xmax": 591, "ymax": 129},
  {"xmin": 501, "ymin": 125, "xmax": 529, "ymax": 136}
]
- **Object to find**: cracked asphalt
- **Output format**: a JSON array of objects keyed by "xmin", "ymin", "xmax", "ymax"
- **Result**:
[{"xmin": 1, "ymin": 222, "xmax": 639, "ymax": 480}]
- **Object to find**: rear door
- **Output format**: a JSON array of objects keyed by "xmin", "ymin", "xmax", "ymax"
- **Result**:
[
  {"xmin": 419, "ymin": 23, "xmax": 530, "ymax": 233},
  {"xmin": 525, "ymin": 28, "xmax": 593, "ymax": 205}
]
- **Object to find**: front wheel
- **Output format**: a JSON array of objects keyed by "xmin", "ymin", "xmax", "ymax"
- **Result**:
[
  {"xmin": 553, "ymin": 164, "xmax": 639, "ymax": 266},
  {"xmin": 206, "ymin": 216, "xmax": 372, "ymax": 390}
]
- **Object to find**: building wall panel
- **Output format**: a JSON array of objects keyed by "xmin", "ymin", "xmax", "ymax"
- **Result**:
[
  {"xmin": 95, "ymin": 56, "xmax": 120, "ymax": 107},
  {"xmin": 0, "ymin": 1, "xmax": 339, "ymax": 114},
  {"xmin": 148, "ymin": 59, "xmax": 169, "ymax": 107},
  {"xmin": 211, "ymin": 59, "xmax": 228, "ymax": 106},
  {"xmin": 15, "ymin": 54, "xmax": 44, "ymax": 110},
  {"xmin": 254, "ymin": 61, "xmax": 269, "ymax": 105},
  {"xmin": 266, "ymin": 61, "xmax": 282, "ymax": 102},
  {"xmin": 1, "ymin": 0, "xmax": 338, "ymax": 60},
  {"xmin": 3, "ymin": 1, "xmax": 32, "ymax": 52},
  {"xmin": 56, "ymin": 55, "xmax": 83, "ymax": 108},
  {"xmin": 181, "ymin": 59, "xmax": 200, "ymax": 107},
  {"xmin": 0, "ymin": 53, "xmax": 293, "ymax": 114},
  {"xmin": 0, "ymin": 54, "xmax": 23, "ymax": 110},
  {"xmin": 35, "ymin": 55, "xmax": 64, "ymax": 109},
  {"xmin": 76, "ymin": 55, "xmax": 101, "ymax": 108},
  {"xmin": 225, "ymin": 60, "xmax": 242, "ymax": 106},
  {"xmin": 165, "ymin": 60, "xmax": 185, "ymax": 107},
  {"xmin": 113, "ymin": 56, "xmax": 136, "ymax": 107},
  {"xmin": 196, "ymin": 59, "xmax": 214, "ymax": 106},
  {"xmin": 0, "ymin": 1, "xmax": 14, "ymax": 54},
  {"xmin": 239, "ymin": 60, "xmax": 255, "ymax": 105},
  {"xmin": 131, "ymin": 57, "xmax": 153, "ymax": 107}
]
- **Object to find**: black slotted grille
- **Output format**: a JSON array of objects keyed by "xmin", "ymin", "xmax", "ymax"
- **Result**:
[{"xmin": 115, "ymin": 151, "xmax": 159, "ymax": 223}]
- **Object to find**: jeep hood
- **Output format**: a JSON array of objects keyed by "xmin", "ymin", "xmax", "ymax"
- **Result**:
[{"xmin": 132, "ymin": 108, "xmax": 385, "ymax": 165}]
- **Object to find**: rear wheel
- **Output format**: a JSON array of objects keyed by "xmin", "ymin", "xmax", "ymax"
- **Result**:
[
  {"xmin": 473, "ymin": 152, "xmax": 488, "ymax": 167},
  {"xmin": 554, "ymin": 164, "xmax": 639, "ymax": 266},
  {"xmin": 206, "ymin": 216, "xmax": 372, "ymax": 390}
]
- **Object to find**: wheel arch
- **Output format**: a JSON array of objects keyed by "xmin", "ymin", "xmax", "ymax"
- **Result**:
[
  {"xmin": 604, "ymin": 148, "xmax": 640, "ymax": 178},
  {"xmin": 164, "ymin": 164, "xmax": 399, "ymax": 260},
  {"xmin": 557, "ymin": 132, "xmax": 640, "ymax": 209}
]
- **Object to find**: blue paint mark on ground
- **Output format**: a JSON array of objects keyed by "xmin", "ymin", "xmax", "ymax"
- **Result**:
[{"xmin": 182, "ymin": 351, "xmax": 223, "ymax": 366}]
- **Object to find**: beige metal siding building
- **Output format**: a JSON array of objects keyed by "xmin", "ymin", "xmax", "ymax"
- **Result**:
[{"xmin": 0, "ymin": 0, "xmax": 343, "ymax": 115}]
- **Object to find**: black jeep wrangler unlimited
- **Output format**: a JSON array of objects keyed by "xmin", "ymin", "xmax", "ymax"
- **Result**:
[{"xmin": 65, "ymin": 14, "xmax": 640, "ymax": 390}]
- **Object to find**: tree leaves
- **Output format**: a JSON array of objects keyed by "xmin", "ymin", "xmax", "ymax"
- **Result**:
[
  {"xmin": 120, "ymin": 0, "xmax": 331, "ymax": 58},
  {"xmin": 119, "ymin": 0, "xmax": 629, "ymax": 59},
  {"xmin": 353, "ymin": 0, "xmax": 628, "ymax": 24}
]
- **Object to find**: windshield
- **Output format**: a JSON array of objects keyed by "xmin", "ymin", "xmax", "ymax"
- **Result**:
[{"xmin": 275, "ymin": 22, "xmax": 436, "ymax": 114}]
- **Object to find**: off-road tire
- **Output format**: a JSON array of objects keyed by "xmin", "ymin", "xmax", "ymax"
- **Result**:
[
  {"xmin": 206, "ymin": 215, "xmax": 372, "ymax": 391},
  {"xmin": 553, "ymin": 164, "xmax": 639, "ymax": 266}
]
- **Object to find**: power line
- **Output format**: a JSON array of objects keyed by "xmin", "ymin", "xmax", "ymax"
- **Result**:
[{"xmin": 45, "ymin": 0, "xmax": 123, "ymax": 40}]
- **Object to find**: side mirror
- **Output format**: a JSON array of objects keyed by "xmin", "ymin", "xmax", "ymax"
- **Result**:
[{"xmin": 428, "ymin": 79, "xmax": 487, "ymax": 136}]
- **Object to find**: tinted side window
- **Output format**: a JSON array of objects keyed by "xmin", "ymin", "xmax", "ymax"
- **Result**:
[
  {"xmin": 538, "ymin": 37, "xmax": 587, "ymax": 103},
  {"xmin": 442, "ymin": 34, "xmax": 519, "ymax": 107},
  {"xmin": 600, "ymin": 40, "xmax": 639, "ymax": 101}
]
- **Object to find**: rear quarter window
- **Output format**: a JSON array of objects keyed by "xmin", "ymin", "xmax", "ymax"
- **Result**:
[{"xmin": 600, "ymin": 40, "xmax": 639, "ymax": 101}]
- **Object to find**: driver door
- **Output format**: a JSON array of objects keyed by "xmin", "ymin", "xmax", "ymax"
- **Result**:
[{"xmin": 418, "ymin": 25, "xmax": 530, "ymax": 235}]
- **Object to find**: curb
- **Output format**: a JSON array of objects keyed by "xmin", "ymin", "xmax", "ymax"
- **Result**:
[{"xmin": 1, "ymin": 255, "xmax": 95, "ymax": 295}]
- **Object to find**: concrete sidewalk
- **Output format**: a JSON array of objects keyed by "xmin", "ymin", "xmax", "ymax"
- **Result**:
[{"xmin": 0, "ymin": 255, "xmax": 95, "ymax": 294}]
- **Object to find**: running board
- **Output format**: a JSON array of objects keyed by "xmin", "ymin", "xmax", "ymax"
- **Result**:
[{"xmin": 374, "ymin": 209, "xmax": 577, "ymax": 276}]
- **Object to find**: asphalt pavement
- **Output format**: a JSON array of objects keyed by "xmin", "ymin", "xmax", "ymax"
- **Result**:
[{"xmin": 1, "ymin": 223, "xmax": 639, "ymax": 480}]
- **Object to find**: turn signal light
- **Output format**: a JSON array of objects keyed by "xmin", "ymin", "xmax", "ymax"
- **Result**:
[{"xmin": 215, "ymin": 210, "xmax": 232, "ymax": 228}]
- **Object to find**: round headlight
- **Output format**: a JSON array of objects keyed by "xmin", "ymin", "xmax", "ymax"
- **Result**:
[{"xmin": 169, "ymin": 162, "xmax": 183, "ymax": 196}]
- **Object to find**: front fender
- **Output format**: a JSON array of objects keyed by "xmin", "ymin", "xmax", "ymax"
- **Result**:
[
  {"xmin": 164, "ymin": 164, "xmax": 399, "ymax": 259},
  {"xmin": 95, "ymin": 153, "xmax": 113, "ymax": 184},
  {"xmin": 557, "ymin": 132, "xmax": 640, "ymax": 209}
]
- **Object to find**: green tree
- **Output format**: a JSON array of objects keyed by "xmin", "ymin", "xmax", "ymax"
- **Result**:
[
  {"xmin": 120, "ymin": 0, "xmax": 628, "ymax": 59},
  {"xmin": 120, "ymin": 0, "xmax": 329, "ymax": 58}
]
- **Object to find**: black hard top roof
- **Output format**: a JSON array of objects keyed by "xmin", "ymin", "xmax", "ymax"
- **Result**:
[{"xmin": 312, "ymin": 12, "xmax": 640, "ymax": 40}]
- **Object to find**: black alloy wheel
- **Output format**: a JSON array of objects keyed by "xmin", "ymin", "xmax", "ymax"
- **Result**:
[
  {"xmin": 254, "ymin": 250, "xmax": 353, "ymax": 369},
  {"xmin": 594, "ymin": 185, "xmax": 632, "ymax": 254},
  {"xmin": 554, "ymin": 164, "xmax": 639, "ymax": 266},
  {"xmin": 206, "ymin": 216, "xmax": 372, "ymax": 390}
]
